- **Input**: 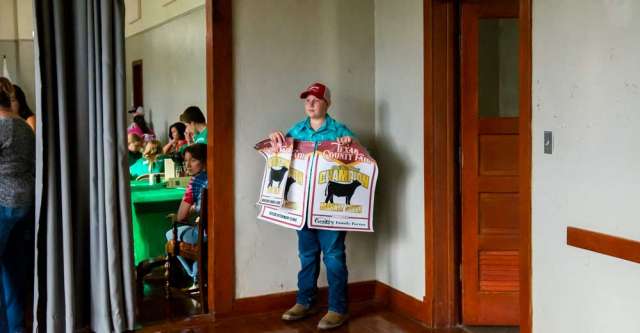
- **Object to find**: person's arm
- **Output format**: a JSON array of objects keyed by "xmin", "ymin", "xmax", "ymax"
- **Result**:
[
  {"xmin": 162, "ymin": 140, "xmax": 174, "ymax": 154},
  {"xmin": 26, "ymin": 115, "xmax": 36, "ymax": 131},
  {"xmin": 268, "ymin": 131, "xmax": 286, "ymax": 147},
  {"xmin": 177, "ymin": 200, "xmax": 192, "ymax": 221},
  {"xmin": 336, "ymin": 124, "xmax": 356, "ymax": 145}
]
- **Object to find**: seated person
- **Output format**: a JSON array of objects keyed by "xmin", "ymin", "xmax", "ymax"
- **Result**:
[
  {"xmin": 12, "ymin": 84, "xmax": 36, "ymax": 131},
  {"xmin": 162, "ymin": 122, "xmax": 188, "ymax": 155},
  {"xmin": 127, "ymin": 133, "xmax": 143, "ymax": 167},
  {"xmin": 129, "ymin": 140, "xmax": 165, "ymax": 179},
  {"xmin": 127, "ymin": 109, "xmax": 156, "ymax": 142},
  {"xmin": 179, "ymin": 106, "xmax": 207, "ymax": 147},
  {"xmin": 165, "ymin": 143, "xmax": 208, "ymax": 282}
]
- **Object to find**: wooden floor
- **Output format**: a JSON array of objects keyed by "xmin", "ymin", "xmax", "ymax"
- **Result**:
[
  {"xmin": 136, "ymin": 302, "xmax": 518, "ymax": 333},
  {"xmin": 135, "ymin": 271, "xmax": 517, "ymax": 333}
]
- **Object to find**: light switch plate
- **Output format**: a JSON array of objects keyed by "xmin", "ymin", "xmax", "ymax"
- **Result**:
[{"xmin": 544, "ymin": 131, "xmax": 553, "ymax": 154}]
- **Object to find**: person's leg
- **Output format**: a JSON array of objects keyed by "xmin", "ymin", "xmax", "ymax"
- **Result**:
[
  {"xmin": 0, "ymin": 206, "xmax": 22, "ymax": 256},
  {"xmin": 295, "ymin": 225, "xmax": 321, "ymax": 307},
  {"xmin": 165, "ymin": 226, "xmax": 199, "ymax": 279},
  {"xmin": 0, "ymin": 264, "xmax": 8, "ymax": 333},
  {"xmin": 318, "ymin": 230, "xmax": 348, "ymax": 314},
  {"xmin": 0, "ymin": 205, "xmax": 31, "ymax": 332}
]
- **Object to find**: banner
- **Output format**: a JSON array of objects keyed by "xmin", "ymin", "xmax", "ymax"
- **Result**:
[
  {"xmin": 257, "ymin": 140, "xmax": 315, "ymax": 230},
  {"xmin": 308, "ymin": 141, "xmax": 377, "ymax": 232},
  {"xmin": 255, "ymin": 139, "xmax": 378, "ymax": 232},
  {"xmin": 255, "ymin": 138, "xmax": 293, "ymax": 208}
]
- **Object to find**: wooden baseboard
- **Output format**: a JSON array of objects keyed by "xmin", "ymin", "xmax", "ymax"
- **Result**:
[
  {"xmin": 374, "ymin": 282, "xmax": 428, "ymax": 323},
  {"xmin": 229, "ymin": 280, "xmax": 428, "ymax": 324},
  {"xmin": 230, "ymin": 280, "xmax": 378, "ymax": 317},
  {"xmin": 567, "ymin": 226, "xmax": 640, "ymax": 264}
]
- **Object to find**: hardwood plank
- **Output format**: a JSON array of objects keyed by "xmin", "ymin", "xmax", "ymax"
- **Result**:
[
  {"xmin": 567, "ymin": 227, "xmax": 640, "ymax": 264},
  {"xmin": 137, "ymin": 302, "xmax": 468, "ymax": 333}
]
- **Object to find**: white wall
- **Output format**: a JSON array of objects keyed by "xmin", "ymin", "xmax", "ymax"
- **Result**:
[
  {"xmin": 124, "ymin": 0, "xmax": 205, "ymax": 37},
  {"xmin": 0, "ymin": 0, "xmax": 33, "ymax": 40},
  {"xmin": 374, "ymin": 0, "xmax": 424, "ymax": 300},
  {"xmin": 233, "ymin": 0, "xmax": 376, "ymax": 298},
  {"xmin": 533, "ymin": 1, "xmax": 640, "ymax": 331},
  {"xmin": 0, "ymin": 0, "xmax": 35, "ymax": 107},
  {"xmin": 0, "ymin": 0, "xmax": 17, "ymax": 40},
  {"xmin": 125, "ymin": 5, "xmax": 206, "ymax": 143}
]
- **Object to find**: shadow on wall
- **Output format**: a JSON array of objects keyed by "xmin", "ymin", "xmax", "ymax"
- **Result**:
[
  {"xmin": 374, "ymin": 100, "xmax": 410, "ymax": 282},
  {"xmin": 342, "ymin": 94, "xmax": 375, "ymax": 148}
]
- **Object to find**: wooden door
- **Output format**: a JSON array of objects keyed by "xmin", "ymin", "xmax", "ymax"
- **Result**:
[
  {"xmin": 132, "ymin": 59, "xmax": 143, "ymax": 108},
  {"xmin": 461, "ymin": 0, "xmax": 521, "ymax": 325}
]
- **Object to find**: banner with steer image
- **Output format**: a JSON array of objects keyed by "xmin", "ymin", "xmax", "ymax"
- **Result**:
[
  {"xmin": 308, "ymin": 141, "xmax": 377, "ymax": 232},
  {"xmin": 255, "ymin": 138, "xmax": 294, "ymax": 208},
  {"xmin": 257, "ymin": 141, "xmax": 315, "ymax": 230}
]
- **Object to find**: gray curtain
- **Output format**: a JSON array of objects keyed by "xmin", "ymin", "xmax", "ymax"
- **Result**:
[{"xmin": 33, "ymin": 1, "xmax": 135, "ymax": 332}]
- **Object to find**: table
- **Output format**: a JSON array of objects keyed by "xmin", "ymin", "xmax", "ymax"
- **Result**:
[{"xmin": 130, "ymin": 180, "xmax": 186, "ymax": 265}]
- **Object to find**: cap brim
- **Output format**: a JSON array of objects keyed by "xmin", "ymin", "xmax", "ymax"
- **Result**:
[{"xmin": 300, "ymin": 91, "xmax": 325, "ymax": 101}]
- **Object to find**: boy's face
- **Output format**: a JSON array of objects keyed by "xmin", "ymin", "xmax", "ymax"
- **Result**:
[
  {"xmin": 304, "ymin": 95, "xmax": 328, "ymax": 120},
  {"xmin": 184, "ymin": 151, "xmax": 204, "ymax": 176},
  {"xmin": 184, "ymin": 121, "xmax": 195, "ymax": 134}
]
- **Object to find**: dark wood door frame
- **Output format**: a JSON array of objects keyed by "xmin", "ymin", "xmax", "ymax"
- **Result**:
[
  {"xmin": 205, "ymin": 0, "xmax": 235, "ymax": 315},
  {"xmin": 423, "ymin": 0, "xmax": 532, "ymax": 331},
  {"xmin": 132, "ymin": 59, "xmax": 143, "ymax": 109}
]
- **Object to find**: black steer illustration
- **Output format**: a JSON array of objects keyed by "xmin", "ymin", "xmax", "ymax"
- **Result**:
[
  {"xmin": 283, "ymin": 176, "xmax": 296, "ymax": 200},
  {"xmin": 324, "ymin": 180, "xmax": 362, "ymax": 205},
  {"xmin": 267, "ymin": 166, "xmax": 288, "ymax": 188}
]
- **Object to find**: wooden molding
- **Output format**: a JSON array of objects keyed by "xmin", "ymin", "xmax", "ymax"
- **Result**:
[
  {"xmin": 375, "ymin": 282, "xmax": 429, "ymax": 324},
  {"xmin": 567, "ymin": 227, "xmax": 640, "ymax": 264},
  {"xmin": 227, "ymin": 281, "xmax": 428, "ymax": 325},
  {"xmin": 423, "ymin": 0, "xmax": 460, "ymax": 328},
  {"xmin": 519, "ymin": 1, "xmax": 533, "ymax": 332},
  {"xmin": 205, "ymin": 0, "xmax": 235, "ymax": 315},
  {"xmin": 229, "ymin": 281, "xmax": 379, "ymax": 318}
]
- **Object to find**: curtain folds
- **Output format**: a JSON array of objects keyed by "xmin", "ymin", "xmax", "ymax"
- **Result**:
[{"xmin": 33, "ymin": 1, "xmax": 135, "ymax": 331}]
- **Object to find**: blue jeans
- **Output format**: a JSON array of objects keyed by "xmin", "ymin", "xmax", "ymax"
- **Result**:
[
  {"xmin": 296, "ymin": 225, "xmax": 348, "ymax": 314},
  {"xmin": 0, "ymin": 205, "xmax": 34, "ymax": 333},
  {"xmin": 166, "ymin": 226, "xmax": 200, "ymax": 280}
]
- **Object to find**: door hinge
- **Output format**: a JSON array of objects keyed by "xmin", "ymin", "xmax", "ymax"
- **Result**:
[
  {"xmin": 458, "ymin": 146, "xmax": 463, "ymax": 168},
  {"xmin": 459, "ymin": 263, "xmax": 463, "ymax": 282}
]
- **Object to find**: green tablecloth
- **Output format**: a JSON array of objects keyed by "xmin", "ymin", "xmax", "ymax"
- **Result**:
[{"xmin": 131, "ymin": 180, "xmax": 185, "ymax": 265}]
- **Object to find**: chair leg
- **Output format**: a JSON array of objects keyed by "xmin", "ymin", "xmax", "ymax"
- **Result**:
[
  {"xmin": 136, "ymin": 262, "xmax": 145, "ymax": 303},
  {"xmin": 164, "ymin": 255, "xmax": 172, "ymax": 318},
  {"xmin": 198, "ymin": 257, "xmax": 208, "ymax": 313}
]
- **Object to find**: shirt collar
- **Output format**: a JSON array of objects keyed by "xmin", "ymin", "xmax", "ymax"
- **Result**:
[{"xmin": 303, "ymin": 114, "xmax": 334, "ymax": 133}]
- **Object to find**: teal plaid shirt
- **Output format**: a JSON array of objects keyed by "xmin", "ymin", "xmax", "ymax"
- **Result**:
[{"xmin": 286, "ymin": 114, "xmax": 355, "ymax": 142}]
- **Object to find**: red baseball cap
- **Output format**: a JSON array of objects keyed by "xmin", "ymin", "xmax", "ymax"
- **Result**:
[{"xmin": 300, "ymin": 82, "xmax": 331, "ymax": 104}]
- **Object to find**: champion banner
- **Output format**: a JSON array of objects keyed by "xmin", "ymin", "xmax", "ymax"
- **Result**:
[
  {"xmin": 255, "ymin": 139, "xmax": 378, "ymax": 232},
  {"xmin": 255, "ymin": 138, "xmax": 294, "ymax": 208},
  {"xmin": 257, "ymin": 140, "xmax": 315, "ymax": 230},
  {"xmin": 308, "ymin": 141, "xmax": 377, "ymax": 232}
]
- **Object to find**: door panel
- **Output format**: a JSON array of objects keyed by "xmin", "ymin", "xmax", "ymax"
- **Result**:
[{"xmin": 461, "ymin": 0, "xmax": 521, "ymax": 326}]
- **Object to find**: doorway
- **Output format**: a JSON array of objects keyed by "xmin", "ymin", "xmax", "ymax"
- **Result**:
[
  {"xmin": 423, "ymin": 0, "xmax": 531, "ymax": 331},
  {"xmin": 460, "ymin": 0, "xmax": 522, "ymax": 326}
]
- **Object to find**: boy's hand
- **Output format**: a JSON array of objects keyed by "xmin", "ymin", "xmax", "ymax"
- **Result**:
[
  {"xmin": 269, "ymin": 131, "xmax": 286, "ymax": 147},
  {"xmin": 337, "ymin": 136, "xmax": 352, "ymax": 145}
]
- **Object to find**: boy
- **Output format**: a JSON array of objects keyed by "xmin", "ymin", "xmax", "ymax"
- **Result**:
[
  {"xmin": 180, "ymin": 106, "xmax": 207, "ymax": 144},
  {"xmin": 269, "ymin": 82, "xmax": 353, "ymax": 330}
]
